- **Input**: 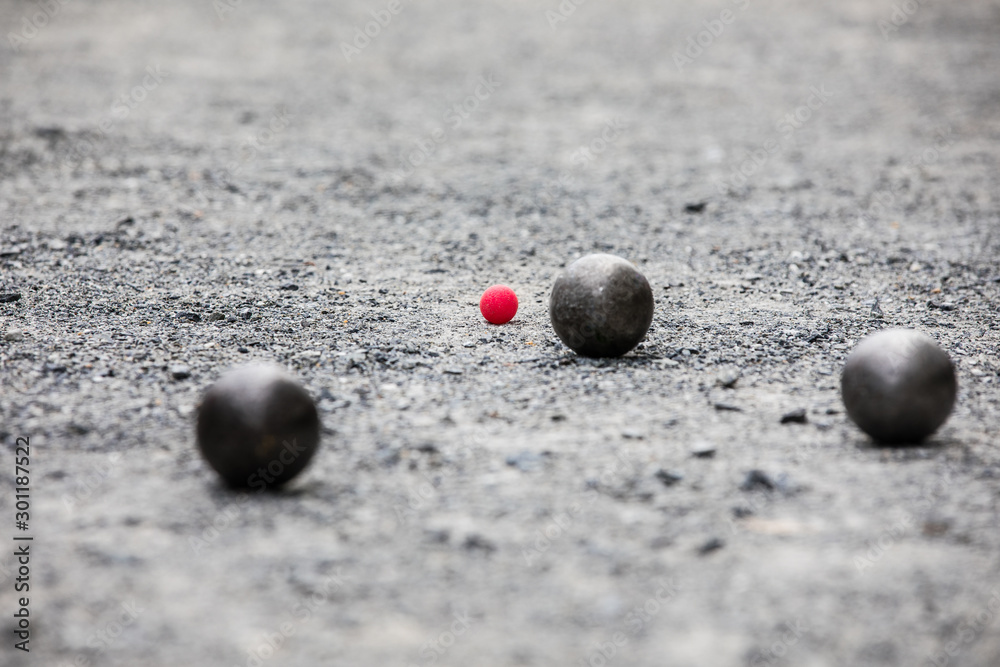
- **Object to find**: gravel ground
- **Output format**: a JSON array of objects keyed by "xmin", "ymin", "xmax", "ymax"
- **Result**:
[{"xmin": 1, "ymin": 0, "xmax": 1000, "ymax": 665}]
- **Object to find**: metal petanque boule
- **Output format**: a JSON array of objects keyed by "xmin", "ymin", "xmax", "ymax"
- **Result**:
[
  {"xmin": 549, "ymin": 253, "xmax": 654, "ymax": 358},
  {"xmin": 196, "ymin": 365, "xmax": 321, "ymax": 488},
  {"xmin": 841, "ymin": 328, "xmax": 957, "ymax": 444}
]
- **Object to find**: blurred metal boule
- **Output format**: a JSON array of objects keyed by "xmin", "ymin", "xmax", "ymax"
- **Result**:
[
  {"xmin": 196, "ymin": 365, "xmax": 320, "ymax": 488},
  {"xmin": 841, "ymin": 328, "xmax": 957, "ymax": 444}
]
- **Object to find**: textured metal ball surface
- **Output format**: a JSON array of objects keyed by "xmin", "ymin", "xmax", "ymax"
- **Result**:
[
  {"xmin": 841, "ymin": 329, "xmax": 957, "ymax": 444},
  {"xmin": 549, "ymin": 253, "xmax": 654, "ymax": 358},
  {"xmin": 197, "ymin": 365, "xmax": 320, "ymax": 488}
]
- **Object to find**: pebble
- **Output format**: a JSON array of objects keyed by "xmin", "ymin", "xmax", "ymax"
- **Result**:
[
  {"xmin": 690, "ymin": 443, "xmax": 717, "ymax": 458},
  {"xmin": 0, "ymin": 292, "xmax": 21, "ymax": 303},
  {"xmin": 714, "ymin": 402, "xmax": 742, "ymax": 412},
  {"xmin": 717, "ymin": 369, "xmax": 741, "ymax": 388},
  {"xmin": 697, "ymin": 537, "xmax": 725, "ymax": 555},
  {"xmin": 740, "ymin": 470, "xmax": 776, "ymax": 492},
  {"xmin": 506, "ymin": 451, "xmax": 548, "ymax": 472},
  {"xmin": 208, "ymin": 312, "xmax": 226, "ymax": 322},
  {"xmin": 4, "ymin": 329, "xmax": 24, "ymax": 342},
  {"xmin": 655, "ymin": 469, "xmax": 684, "ymax": 486},
  {"xmin": 780, "ymin": 408, "xmax": 808, "ymax": 424},
  {"xmin": 171, "ymin": 365, "xmax": 192, "ymax": 380},
  {"xmin": 176, "ymin": 311, "xmax": 201, "ymax": 322},
  {"xmin": 549, "ymin": 254, "xmax": 654, "ymax": 358},
  {"xmin": 196, "ymin": 365, "xmax": 321, "ymax": 488},
  {"xmin": 841, "ymin": 328, "xmax": 957, "ymax": 443}
]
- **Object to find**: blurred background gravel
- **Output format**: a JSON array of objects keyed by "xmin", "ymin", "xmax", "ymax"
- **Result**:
[{"xmin": 1, "ymin": 0, "xmax": 999, "ymax": 665}]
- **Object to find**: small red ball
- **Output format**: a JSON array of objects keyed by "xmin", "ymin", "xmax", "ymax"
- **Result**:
[{"xmin": 479, "ymin": 285, "xmax": 518, "ymax": 324}]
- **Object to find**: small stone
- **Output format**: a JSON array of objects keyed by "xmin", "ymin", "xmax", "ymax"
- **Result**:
[
  {"xmin": 171, "ymin": 365, "xmax": 192, "ymax": 380},
  {"xmin": 622, "ymin": 428, "xmax": 644, "ymax": 440},
  {"xmin": 717, "ymin": 369, "xmax": 741, "ymax": 388},
  {"xmin": 226, "ymin": 315, "xmax": 238, "ymax": 323},
  {"xmin": 698, "ymin": 537, "xmax": 725, "ymax": 555},
  {"xmin": 870, "ymin": 297, "xmax": 885, "ymax": 319},
  {"xmin": 549, "ymin": 254, "xmax": 654, "ymax": 358},
  {"xmin": 927, "ymin": 300, "xmax": 957, "ymax": 311},
  {"xmin": 684, "ymin": 202, "xmax": 708, "ymax": 213},
  {"xmin": 740, "ymin": 469, "xmax": 775, "ymax": 492},
  {"xmin": 780, "ymin": 408, "xmax": 808, "ymax": 424},
  {"xmin": 841, "ymin": 328, "xmax": 957, "ymax": 443},
  {"xmin": 279, "ymin": 283, "xmax": 299, "ymax": 291},
  {"xmin": 690, "ymin": 443, "xmax": 717, "ymax": 458},
  {"xmin": 240, "ymin": 308, "xmax": 252, "ymax": 320},
  {"xmin": 196, "ymin": 365, "xmax": 321, "ymax": 488},
  {"xmin": 506, "ymin": 451, "xmax": 548, "ymax": 472},
  {"xmin": 463, "ymin": 534, "xmax": 496, "ymax": 553},
  {"xmin": 714, "ymin": 402, "xmax": 742, "ymax": 412},
  {"xmin": 176, "ymin": 311, "xmax": 201, "ymax": 322},
  {"xmin": 0, "ymin": 292, "xmax": 21, "ymax": 303},
  {"xmin": 4, "ymin": 329, "xmax": 24, "ymax": 342},
  {"xmin": 655, "ymin": 469, "xmax": 684, "ymax": 486},
  {"xmin": 208, "ymin": 312, "xmax": 226, "ymax": 322},
  {"xmin": 443, "ymin": 367, "xmax": 463, "ymax": 375}
]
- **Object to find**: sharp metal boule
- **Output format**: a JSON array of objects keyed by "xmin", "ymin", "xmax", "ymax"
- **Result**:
[{"xmin": 549, "ymin": 253, "xmax": 654, "ymax": 358}]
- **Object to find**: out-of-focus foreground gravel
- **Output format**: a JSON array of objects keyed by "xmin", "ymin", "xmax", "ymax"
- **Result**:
[{"xmin": 1, "ymin": 0, "xmax": 999, "ymax": 665}]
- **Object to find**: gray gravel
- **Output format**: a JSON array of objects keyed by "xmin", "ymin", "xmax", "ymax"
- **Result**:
[{"xmin": 1, "ymin": 0, "xmax": 1000, "ymax": 665}]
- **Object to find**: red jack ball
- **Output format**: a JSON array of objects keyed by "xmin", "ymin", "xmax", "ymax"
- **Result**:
[{"xmin": 480, "ymin": 285, "xmax": 518, "ymax": 324}]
